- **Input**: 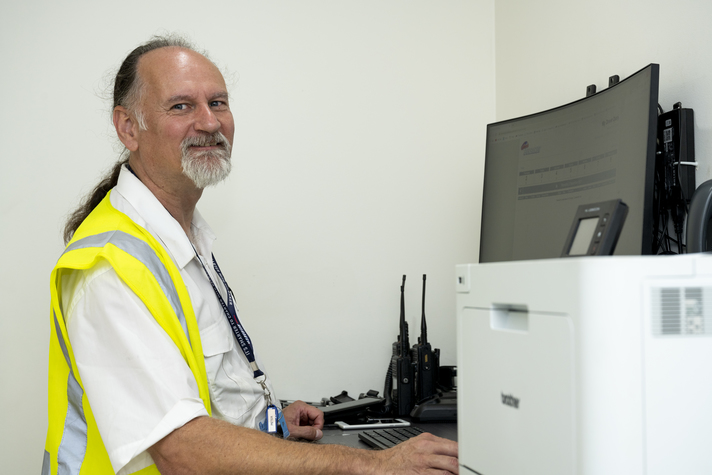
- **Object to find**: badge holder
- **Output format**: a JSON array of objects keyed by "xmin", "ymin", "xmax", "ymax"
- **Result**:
[{"xmin": 257, "ymin": 378, "xmax": 290, "ymax": 438}]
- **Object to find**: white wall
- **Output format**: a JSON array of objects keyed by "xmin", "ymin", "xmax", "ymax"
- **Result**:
[
  {"xmin": 0, "ymin": 1, "xmax": 494, "ymax": 472},
  {"xmin": 495, "ymin": 0, "xmax": 712, "ymax": 183}
]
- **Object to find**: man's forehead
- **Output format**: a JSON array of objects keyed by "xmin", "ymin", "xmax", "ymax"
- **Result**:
[{"xmin": 138, "ymin": 47, "xmax": 227, "ymax": 98}]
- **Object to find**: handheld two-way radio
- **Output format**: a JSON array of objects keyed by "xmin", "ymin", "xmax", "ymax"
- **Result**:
[
  {"xmin": 412, "ymin": 275, "xmax": 439, "ymax": 403},
  {"xmin": 390, "ymin": 275, "xmax": 415, "ymax": 416}
]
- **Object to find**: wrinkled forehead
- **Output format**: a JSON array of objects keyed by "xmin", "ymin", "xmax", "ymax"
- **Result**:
[{"xmin": 137, "ymin": 47, "xmax": 228, "ymax": 103}]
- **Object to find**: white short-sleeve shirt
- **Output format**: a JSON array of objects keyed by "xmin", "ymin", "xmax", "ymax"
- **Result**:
[{"xmin": 61, "ymin": 166, "xmax": 277, "ymax": 475}]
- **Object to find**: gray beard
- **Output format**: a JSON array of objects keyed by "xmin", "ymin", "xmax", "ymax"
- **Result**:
[{"xmin": 181, "ymin": 132, "xmax": 232, "ymax": 189}]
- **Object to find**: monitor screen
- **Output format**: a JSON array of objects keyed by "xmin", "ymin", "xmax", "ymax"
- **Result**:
[{"xmin": 479, "ymin": 64, "xmax": 659, "ymax": 263}]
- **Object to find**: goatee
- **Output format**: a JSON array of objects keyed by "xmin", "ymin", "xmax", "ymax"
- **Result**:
[{"xmin": 181, "ymin": 132, "xmax": 232, "ymax": 189}]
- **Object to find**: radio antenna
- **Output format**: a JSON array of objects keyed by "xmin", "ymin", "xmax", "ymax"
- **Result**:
[
  {"xmin": 421, "ymin": 274, "xmax": 428, "ymax": 345},
  {"xmin": 399, "ymin": 275, "xmax": 409, "ymax": 355}
]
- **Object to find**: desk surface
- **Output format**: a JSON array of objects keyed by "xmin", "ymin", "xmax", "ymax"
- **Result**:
[{"xmin": 316, "ymin": 419, "xmax": 457, "ymax": 449}]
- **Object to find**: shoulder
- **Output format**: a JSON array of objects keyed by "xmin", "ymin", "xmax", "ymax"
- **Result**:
[{"xmin": 60, "ymin": 260, "xmax": 120, "ymax": 325}]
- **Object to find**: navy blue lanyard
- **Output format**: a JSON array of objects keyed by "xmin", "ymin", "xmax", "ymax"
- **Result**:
[
  {"xmin": 194, "ymin": 248, "xmax": 264, "ymax": 379},
  {"xmin": 192, "ymin": 249, "xmax": 288, "ymax": 436}
]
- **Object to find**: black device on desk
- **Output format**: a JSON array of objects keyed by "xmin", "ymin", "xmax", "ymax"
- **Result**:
[
  {"xmin": 412, "ymin": 275, "xmax": 439, "ymax": 402},
  {"xmin": 321, "ymin": 397, "xmax": 385, "ymax": 424},
  {"xmin": 358, "ymin": 426, "xmax": 425, "ymax": 450},
  {"xmin": 410, "ymin": 390, "xmax": 457, "ymax": 421},
  {"xmin": 317, "ymin": 417, "xmax": 456, "ymax": 450},
  {"xmin": 385, "ymin": 275, "xmax": 416, "ymax": 417},
  {"xmin": 382, "ymin": 274, "xmax": 455, "ymax": 421},
  {"xmin": 561, "ymin": 199, "xmax": 628, "ymax": 257},
  {"xmin": 407, "ymin": 275, "xmax": 457, "ymax": 421}
]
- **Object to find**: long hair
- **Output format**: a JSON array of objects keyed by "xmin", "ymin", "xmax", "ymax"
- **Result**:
[
  {"xmin": 62, "ymin": 35, "xmax": 197, "ymax": 245},
  {"xmin": 62, "ymin": 159, "xmax": 128, "ymax": 244}
]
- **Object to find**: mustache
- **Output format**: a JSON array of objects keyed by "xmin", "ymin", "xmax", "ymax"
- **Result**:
[{"xmin": 181, "ymin": 132, "xmax": 232, "ymax": 154}]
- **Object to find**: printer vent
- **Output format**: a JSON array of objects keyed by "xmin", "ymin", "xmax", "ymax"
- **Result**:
[{"xmin": 651, "ymin": 287, "xmax": 711, "ymax": 336}]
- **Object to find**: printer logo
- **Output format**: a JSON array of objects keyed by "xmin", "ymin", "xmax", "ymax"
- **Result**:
[{"xmin": 501, "ymin": 392, "xmax": 520, "ymax": 409}]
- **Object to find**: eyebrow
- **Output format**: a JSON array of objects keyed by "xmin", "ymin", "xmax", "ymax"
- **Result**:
[{"xmin": 165, "ymin": 91, "xmax": 230, "ymax": 104}]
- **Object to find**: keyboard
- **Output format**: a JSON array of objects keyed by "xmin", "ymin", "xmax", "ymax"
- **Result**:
[{"xmin": 358, "ymin": 426, "xmax": 425, "ymax": 450}]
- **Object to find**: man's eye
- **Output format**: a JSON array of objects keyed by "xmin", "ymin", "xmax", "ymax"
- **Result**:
[
  {"xmin": 172, "ymin": 104, "xmax": 187, "ymax": 110},
  {"xmin": 211, "ymin": 101, "xmax": 227, "ymax": 108}
]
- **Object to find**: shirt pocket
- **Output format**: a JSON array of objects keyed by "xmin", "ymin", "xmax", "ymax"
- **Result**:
[{"xmin": 199, "ymin": 321, "xmax": 262, "ymax": 427}]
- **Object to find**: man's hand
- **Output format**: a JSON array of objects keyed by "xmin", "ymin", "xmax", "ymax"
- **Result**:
[
  {"xmin": 376, "ymin": 433, "xmax": 459, "ymax": 474},
  {"xmin": 282, "ymin": 400, "xmax": 325, "ymax": 441}
]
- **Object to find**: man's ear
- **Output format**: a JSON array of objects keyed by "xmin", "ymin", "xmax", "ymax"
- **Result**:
[{"xmin": 113, "ymin": 106, "xmax": 139, "ymax": 152}]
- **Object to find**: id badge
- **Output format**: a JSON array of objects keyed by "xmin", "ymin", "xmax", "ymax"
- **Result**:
[
  {"xmin": 266, "ymin": 405, "xmax": 278, "ymax": 433},
  {"xmin": 259, "ymin": 404, "xmax": 290, "ymax": 439}
]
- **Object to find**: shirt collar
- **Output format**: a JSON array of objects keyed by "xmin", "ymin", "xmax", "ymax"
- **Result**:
[{"xmin": 114, "ymin": 165, "xmax": 217, "ymax": 270}]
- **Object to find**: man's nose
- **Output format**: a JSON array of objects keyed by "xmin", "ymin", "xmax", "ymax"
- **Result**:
[{"xmin": 194, "ymin": 104, "xmax": 221, "ymax": 133}]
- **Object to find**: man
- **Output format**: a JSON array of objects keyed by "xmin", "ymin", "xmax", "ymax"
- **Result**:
[{"xmin": 43, "ymin": 35, "xmax": 459, "ymax": 475}]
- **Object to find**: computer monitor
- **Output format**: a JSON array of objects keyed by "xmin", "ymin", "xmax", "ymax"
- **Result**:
[{"xmin": 479, "ymin": 64, "xmax": 660, "ymax": 263}]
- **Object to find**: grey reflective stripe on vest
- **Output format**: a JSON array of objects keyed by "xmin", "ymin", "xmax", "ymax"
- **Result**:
[
  {"xmin": 65, "ymin": 230, "xmax": 191, "ymax": 344},
  {"xmin": 41, "ymin": 449, "xmax": 50, "ymax": 475},
  {"xmin": 53, "ymin": 312, "xmax": 87, "ymax": 475}
]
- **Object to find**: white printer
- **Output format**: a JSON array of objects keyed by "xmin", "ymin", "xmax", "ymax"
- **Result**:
[{"xmin": 456, "ymin": 255, "xmax": 712, "ymax": 474}]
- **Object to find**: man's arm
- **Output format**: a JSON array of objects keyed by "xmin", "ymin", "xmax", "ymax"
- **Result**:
[{"xmin": 148, "ymin": 415, "xmax": 459, "ymax": 475}]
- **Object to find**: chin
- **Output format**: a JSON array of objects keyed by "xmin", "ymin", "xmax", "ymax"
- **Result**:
[{"xmin": 182, "ymin": 152, "xmax": 231, "ymax": 189}]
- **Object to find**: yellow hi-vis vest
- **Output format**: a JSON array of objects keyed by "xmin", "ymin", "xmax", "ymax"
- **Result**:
[{"xmin": 43, "ymin": 192, "xmax": 211, "ymax": 475}]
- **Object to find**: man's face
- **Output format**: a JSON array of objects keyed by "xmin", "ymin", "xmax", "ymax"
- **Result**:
[{"xmin": 133, "ymin": 47, "xmax": 235, "ymax": 190}]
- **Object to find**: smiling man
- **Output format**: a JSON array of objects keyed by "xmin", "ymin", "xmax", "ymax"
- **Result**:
[{"xmin": 43, "ymin": 35, "xmax": 458, "ymax": 475}]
